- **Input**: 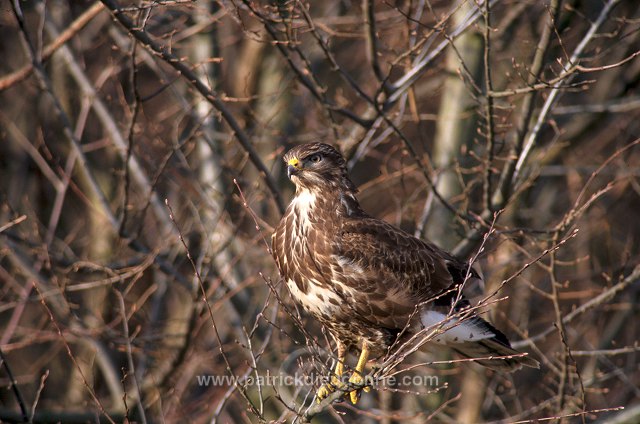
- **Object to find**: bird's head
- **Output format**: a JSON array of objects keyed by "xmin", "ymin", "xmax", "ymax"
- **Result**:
[{"xmin": 282, "ymin": 143, "xmax": 357, "ymax": 193}]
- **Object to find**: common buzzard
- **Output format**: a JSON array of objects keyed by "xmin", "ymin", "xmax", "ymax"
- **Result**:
[{"xmin": 271, "ymin": 143, "xmax": 538, "ymax": 404}]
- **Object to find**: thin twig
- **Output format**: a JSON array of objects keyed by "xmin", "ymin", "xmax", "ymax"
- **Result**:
[
  {"xmin": 165, "ymin": 199, "xmax": 264, "ymax": 421},
  {"xmin": 33, "ymin": 283, "xmax": 116, "ymax": 424},
  {"xmin": 385, "ymin": 0, "xmax": 496, "ymax": 106},
  {"xmin": 0, "ymin": 215, "xmax": 27, "ymax": 234},
  {"xmin": 0, "ymin": 2, "xmax": 105, "ymax": 91},
  {"xmin": 364, "ymin": 0, "xmax": 388, "ymax": 86},
  {"xmin": 489, "ymin": 0, "xmax": 562, "ymax": 212},
  {"xmin": 100, "ymin": 0, "xmax": 285, "ymax": 214},
  {"xmin": 512, "ymin": 0, "xmax": 623, "ymax": 184},
  {"xmin": 514, "ymin": 264, "xmax": 640, "ymax": 348},
  {"xmin": 29, "ymin": 370, "xmax": 50, "ymax": 422},
  {"xmin": 570, "ymin": 346, "xmax": 640, "ymax": 357},
  {"xmin": 115, "ymin": 291, "xmax": 147, "ymax": 424},
  {"xmin": 508, "ymin": 406, "xmax": 624, "ymax": 424},
  {"xmin": 482, "ymin": 0, "xmax": 496, "ymax": 212},
  {"xmin": 0, "ymin": 346, "xmax": 28, "ymax": 423}
]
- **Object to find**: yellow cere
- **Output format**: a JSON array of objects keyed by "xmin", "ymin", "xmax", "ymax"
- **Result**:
[{"xmin": 287, "ymin": 157, "xmax": 301, "ymax": 168}]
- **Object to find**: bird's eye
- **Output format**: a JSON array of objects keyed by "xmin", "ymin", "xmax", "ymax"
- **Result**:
[{"xmin": 308, "ymin": 154, "xmax": 322, "ymax": 163}]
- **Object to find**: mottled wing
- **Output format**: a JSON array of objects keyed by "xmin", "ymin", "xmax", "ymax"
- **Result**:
[{"xmin": 334, "ymin": 217, "xmax": 459, "ymax": 329}]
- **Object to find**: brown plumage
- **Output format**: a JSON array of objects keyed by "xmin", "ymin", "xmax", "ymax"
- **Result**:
[{"xmin": 271, "ymin": 143, "xmax": 538, "ymax": 402}]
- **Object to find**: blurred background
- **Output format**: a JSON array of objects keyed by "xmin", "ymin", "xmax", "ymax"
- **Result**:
[{"xmin": 1, "ymin": 0, "xmax": 639, "ymax": 422}]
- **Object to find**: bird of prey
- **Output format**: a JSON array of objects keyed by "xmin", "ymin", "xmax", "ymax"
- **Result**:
[{"xmin": 271, "ymin": 143, "xmax": 538, "ymax": 404}]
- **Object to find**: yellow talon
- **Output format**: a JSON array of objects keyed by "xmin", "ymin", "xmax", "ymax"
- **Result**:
[
  {"xmin": 316, "ymin": 344, "xmax": 347, "ymax": 403},
  {"xmin": 316, "ymin": 342, "xmax": 372, "ymax": 404},
  {"xmin": 348, "ymin": 342, "xmax": 371, "ymax": 404},
  {"xmin": 317, "ymin": 374, "xmax": 344, "ymax": 403},
  {"xmin": 348, "ymin": 372, "xmax": 363, "ymax": 404}
]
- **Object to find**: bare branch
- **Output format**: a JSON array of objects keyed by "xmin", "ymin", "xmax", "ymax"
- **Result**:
[{"xmin": 100, "ymin": 0, "xmax": 286, "ymax": 214}]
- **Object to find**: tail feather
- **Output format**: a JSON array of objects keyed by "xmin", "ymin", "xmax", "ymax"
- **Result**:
[
  {"xmin": 451, "ymin": 338, "xmax": 540, "ymax": 371},
  {"xmin": 421, "ymin": 310, "xmax": 539, "ymax": 372}
]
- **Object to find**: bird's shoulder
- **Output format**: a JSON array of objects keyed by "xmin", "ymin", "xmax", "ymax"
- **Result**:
[
  {"xmin": 337, "ymin": 215, "xmax": 444, "ymax": 260},
  {"xmin": 335, "ymin": 215, "xmax": 462, "ymax": 298}
]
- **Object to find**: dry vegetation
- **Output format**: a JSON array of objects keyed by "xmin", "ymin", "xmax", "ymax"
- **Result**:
[{"xmin": 1, "ymin": 0, "xmax": 639, "ymax": 423}]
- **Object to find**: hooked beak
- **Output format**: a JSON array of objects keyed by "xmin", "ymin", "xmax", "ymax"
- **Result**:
[{"xmin": 286, "ymin": 157, "xmax": 301, "ymax": 179}]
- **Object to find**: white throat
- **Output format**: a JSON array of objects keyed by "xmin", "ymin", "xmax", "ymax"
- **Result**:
[{"xmin": 292, "ymin": 189, "xmax": 317, "ymax": 222}]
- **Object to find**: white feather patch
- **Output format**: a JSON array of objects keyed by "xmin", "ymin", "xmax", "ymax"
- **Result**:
[
  {"xmin": 335, "ymin": 255, "xmax": 364, "ymax": 274},
  {"xmin": 291, "ymin": 189, "xmax": 317, "ymax": 219},
  {"xmin": 286, "ymin": 278, "xmax": 342, "ymax": 316},
  {"xmin": 289, "ymin": 189, "xmax": 316, "ymax": 236},
  {"xmin": 421, "ymin": 311, "xmax": 495, "ymax": 344}
]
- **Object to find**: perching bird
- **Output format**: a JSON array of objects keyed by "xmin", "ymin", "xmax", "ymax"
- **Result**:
[{"xmin": 271, "ymin": 143, "xmax": 538, "ymax": 404}]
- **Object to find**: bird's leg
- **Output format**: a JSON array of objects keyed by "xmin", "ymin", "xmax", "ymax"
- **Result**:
[
  {"xmin": 347, "ymin": 341, "xmax": 371, "ymax": 404},
  {"xmin": 316, "ymin": 342, "xmax": 347, "ymax": 403}
]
